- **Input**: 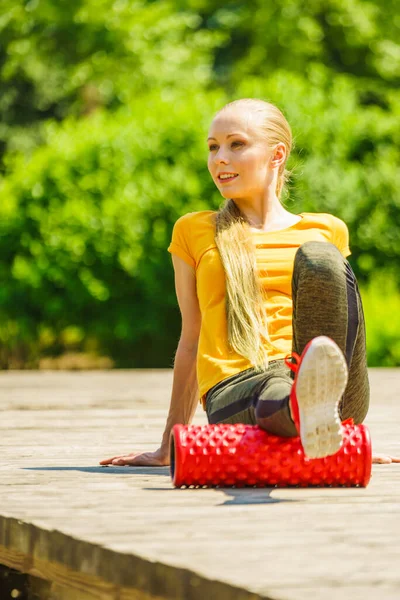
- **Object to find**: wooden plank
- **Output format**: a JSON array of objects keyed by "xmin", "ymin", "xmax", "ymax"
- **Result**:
[
  {"xmin": 0, "ymin": 545, "xmax": 166, "ymax": 600},
  {"xmin": 0, "ymin": 369, "xmax": 399, "ymax": 600},
  {"xmin": 0, "ymin": 545, "xmax": 31, "ymax": 573}
]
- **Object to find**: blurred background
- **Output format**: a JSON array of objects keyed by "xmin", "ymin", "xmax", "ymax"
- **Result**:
[{"xmin": 0, "ymin": 0, "xmax": 399, "ymax": 370}]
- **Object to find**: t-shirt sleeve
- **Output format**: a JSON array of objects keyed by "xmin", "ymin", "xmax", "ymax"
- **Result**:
[
  {"xmin": 167, "ymin": 214, "xmax": 196, "ymax": 269},
  {"xmin": 331, "ymin": 215, "xmax": 351, "ymax": 258}
]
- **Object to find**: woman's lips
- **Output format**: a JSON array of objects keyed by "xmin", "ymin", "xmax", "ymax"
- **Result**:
[{"xmin": 218, "ymin": 174, "xmax": 239, "ymax": 184}]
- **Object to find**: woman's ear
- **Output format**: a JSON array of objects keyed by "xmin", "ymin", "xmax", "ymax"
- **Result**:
[{"xmin": 270, "ymin": 143, "xmax": 286, "ymax": 168}]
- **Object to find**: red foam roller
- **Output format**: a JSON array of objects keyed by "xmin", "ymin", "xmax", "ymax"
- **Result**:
[{"xmin": 170, "ymin": 421, "xmax": 372, "ymax": 488}]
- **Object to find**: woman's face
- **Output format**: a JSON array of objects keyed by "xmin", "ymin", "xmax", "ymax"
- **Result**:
[{"xmin": 207, "ymin": 108, "xmax": 281, "ymax": 201}]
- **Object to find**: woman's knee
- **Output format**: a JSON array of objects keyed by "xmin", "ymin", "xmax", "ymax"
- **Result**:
[
  {"xmin": 293, "ymin": 241, "xmax": 345, "ymax": 283},
  {"xmin": 253, "ymin": 377, "xmax": 297, "ymax": 437}
]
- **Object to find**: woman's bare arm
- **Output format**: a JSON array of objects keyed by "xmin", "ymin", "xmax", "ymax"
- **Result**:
[
  {"xmin": 100, "ymin": 254, "xmax": 201, "ymax": 466},
  {"xmin": 99, "ymin": 342, "xmax": 198, "ymax": 466},
  {"xmin": 160, "ymin": 342, "xmax": 199, "ymax": 454}
]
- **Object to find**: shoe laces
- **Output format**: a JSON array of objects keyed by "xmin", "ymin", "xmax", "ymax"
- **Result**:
[{"xmin": 284, "ymin": 351, "xmax": 301, "ymax": 374}]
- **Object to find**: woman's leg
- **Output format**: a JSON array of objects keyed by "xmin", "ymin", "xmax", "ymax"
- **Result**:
[
  {"xmin": 205, "ymin": 367, "xmax": 258, "ymax": 426},
  {"xmin": 205, "ymin": 360, "xmax": 297, "ymax": 435},
  {"xmin": 249, "ymin": 240, "xmax": 369, "ymax": 434},
  {"xmin": 207, "ymin": 240, "xmax": 369, "ymax": 434},
  {"xmin": 291, "ymin": 241, "xmax": 370, "ymax": 424}
]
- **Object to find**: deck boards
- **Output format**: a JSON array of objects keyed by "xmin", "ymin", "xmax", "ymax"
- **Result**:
[{"xmin": 0, "ymin": 368, "xmax": 399, "ymax": 600}]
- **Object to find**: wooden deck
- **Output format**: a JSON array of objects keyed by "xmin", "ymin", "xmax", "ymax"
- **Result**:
[{"xmin": 0, "ymin": 368, "xmax": 399, "ymax": 600}]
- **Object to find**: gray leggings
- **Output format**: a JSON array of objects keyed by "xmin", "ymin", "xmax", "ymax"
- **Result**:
[{"xmin": 205, "ymin": 241, "xmax": 370, "ymax": 437}]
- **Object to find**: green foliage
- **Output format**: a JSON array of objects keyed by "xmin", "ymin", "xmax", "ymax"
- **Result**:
[
  {"xmin": 188, "ymin": 0, "xmax": 400, "ymax": 88},
  {"xmin": 0, "ymin": 0, "xmax": 399, "ymax": 367},
  {"xmin": 360, "ymin": 275, "xmax": 400, "ymax": 367},
  {"xmin": 0, "ymin": 0, "xmax": 225, "ymax": 167},
  {"xmin": 0, "ymin": 88, "xmax": 227, "ymax": 367}
]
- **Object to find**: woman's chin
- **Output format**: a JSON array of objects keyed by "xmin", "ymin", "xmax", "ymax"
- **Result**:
[{"xmin": 219, "ymin": 189, "xmax": 240, "ymax": 199}]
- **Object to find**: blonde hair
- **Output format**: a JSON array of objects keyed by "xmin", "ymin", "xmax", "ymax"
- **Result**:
[{"xmin": 214, "ymin": 98, "xmax": 294, "ymax": 371}]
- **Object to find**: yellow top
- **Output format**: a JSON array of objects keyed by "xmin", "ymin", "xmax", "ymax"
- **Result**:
[{"xmin": 167, "ymin": 211, "xmax": 351, "ymax": 410}]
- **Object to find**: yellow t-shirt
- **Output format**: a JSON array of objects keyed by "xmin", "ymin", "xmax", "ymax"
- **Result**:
[{"xmin": 167, "ymin": 211, "xmax": 351, "ymax": 410}]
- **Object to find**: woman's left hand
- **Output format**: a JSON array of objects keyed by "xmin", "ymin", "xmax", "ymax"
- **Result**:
[{"xmin": 372, "ymin": 453, "xmax": 400, "ymax": 464}]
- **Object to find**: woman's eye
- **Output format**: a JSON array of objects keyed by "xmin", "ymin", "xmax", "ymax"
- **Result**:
[{"xmin": 208, "ymin": 141, "xmax": 243, "ymax": 151}]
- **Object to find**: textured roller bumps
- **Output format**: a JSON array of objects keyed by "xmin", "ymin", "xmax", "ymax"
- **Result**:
[{"xmin": 170, "ymin": 421, "xmax": 372, "ymax": 488}]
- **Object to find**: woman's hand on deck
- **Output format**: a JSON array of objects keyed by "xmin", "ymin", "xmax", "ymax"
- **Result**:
[
  {"xmin": 99, "ymin": 446, "xmax": 170, "ymax": 467},
  {"xmin": 372, "ymin": 453, "xmax": 400, "ymax": 464}
]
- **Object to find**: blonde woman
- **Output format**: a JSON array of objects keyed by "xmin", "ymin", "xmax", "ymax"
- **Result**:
[{"xmin": 101, "ymin": 98, "xmax": 399, "ymax": 467}]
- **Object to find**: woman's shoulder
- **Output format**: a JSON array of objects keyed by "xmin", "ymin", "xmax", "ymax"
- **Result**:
[
  {"xmin": 301, "ymin": 212, "xmax": 350, "ymax": 256},
  {"xmin": 168, "ymin": 210, "xmax": 217, "ymax": 268},
  {"xmin": 174, "ymin": 210, "xmax": 216, "ymax": 225},
  {"xmin": 172, "ymin": 210, "xmax": 217, "ymax": 237},
  {"xmin": 301, "ymin": 212, "xmax": 348, "ymax": 229}
]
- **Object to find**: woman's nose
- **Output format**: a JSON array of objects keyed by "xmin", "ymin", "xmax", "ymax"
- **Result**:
[{"xmin": 214, "ymin": 151, "xmax": 229, "ymax": 164}]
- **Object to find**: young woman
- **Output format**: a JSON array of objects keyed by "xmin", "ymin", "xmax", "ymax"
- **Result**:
[{"xmin": 101, "ymin": 98, "xmax": 399, "ymax": 467}]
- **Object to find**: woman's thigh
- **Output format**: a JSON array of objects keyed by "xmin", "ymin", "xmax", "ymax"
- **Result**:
[
  {"xmin": 206, "ymin": 360, "xmax": 292, "ymax": 425},
  {"xmin": 292, "ymin": 241, "xmax": 370, "ymax": 423}
]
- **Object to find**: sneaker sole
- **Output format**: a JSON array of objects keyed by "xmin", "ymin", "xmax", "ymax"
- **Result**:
[{"xmin": 295, "ymin": 336, "xmax": 348, "ymax": 459}]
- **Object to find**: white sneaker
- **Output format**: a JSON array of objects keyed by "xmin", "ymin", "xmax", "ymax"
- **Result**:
[{"xmin": 284, "ymin": 336, "xmax": 349, "ymax": 459}]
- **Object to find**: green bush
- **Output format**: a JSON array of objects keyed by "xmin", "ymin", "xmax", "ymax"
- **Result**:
[
  {"xmin": 1, "ymin": 70, "xmax": 399, "ymax": 368},
  {"xmin": 0, "ymin": 0, "xmax": 225, "ymax": 166},
  {"xmin": 360, "ymin": 274, "xmax": 400, "ymax": 367},
  {"xmin": 0, "ymin": 88, "xmax": 227, "ymax": 367},
  {"xmin": 1, "ymin": 0, "xmax": 399, "ymax": 367}
]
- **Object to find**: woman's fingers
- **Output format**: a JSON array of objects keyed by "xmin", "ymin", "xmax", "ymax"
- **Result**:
[
  {"xmin": 111, "ymin": 453, "xmax": 147, "ymax": 466},
  {"xmin": 99, "ymin": 452, "xmax": 139, "ymax": 465},
  {"xmin": 99, "ymin": 456, "xmax": 118, "ymax": 465},
  {"xmin": 100, "ymin": 451, "xmax": 167, "ymax": 466},
  {"xmin": 372, "ymin": 454, "xmax": 400, "ymax": 464}
]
